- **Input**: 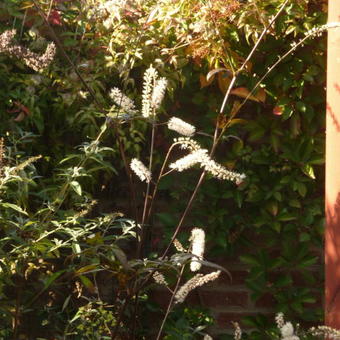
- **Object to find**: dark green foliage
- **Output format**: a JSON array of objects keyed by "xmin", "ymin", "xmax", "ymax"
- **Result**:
[{"xmin": 0, "ymin": 0, "xmax": 327, "ymax": 338}]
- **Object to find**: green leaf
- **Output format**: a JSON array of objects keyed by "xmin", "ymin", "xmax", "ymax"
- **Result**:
[
  {"xmin": 302, "ymin": 164, "xmax": 315, "ymax": 179},
  {"xmin": 288, "ymin": 199, "xmax": 301, "ymax": 208},
  {"xmin": 240, "ymin": 255, "xmax": 259, "ymax": 266},
  {"xmin": 297, "ymin": 183, "xmax": 307, "ymax": 197},
  {"xmin": 70, "ymin": 181, "xmax": 82, "ymax": 196},
  {"xmin": 0, "ymin": 203, "xmax": 28, "ymax": 215},
  {"xmin": 75, "ymin": 264, "xmax": 100, "ymax": 275},
  {"xmin": 79, "ymin": 275, "xmax": 95, "ymax": 292},
  {"xmin": 44, "ymin": 269, "xmax": 67, "ymax": 290}
]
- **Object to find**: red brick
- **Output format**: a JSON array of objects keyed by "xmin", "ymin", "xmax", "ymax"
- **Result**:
[
  {"xmin": 199, "ymin": 290, "xmax": 249, "ymax": 308},
  {"xmin": 202, "ymin": 270, "xmax": 249, "ymax": 288},
  {"xmin": 254, "ymin": 293, "xmax": 276, "ymax": 308},
  {"xmin": 215, "ymin": 312, "xmax": 260, "ymax": 329},
  {"xmin": 150, "ymin": 288, "xmax": 172, "ymax": 309}
]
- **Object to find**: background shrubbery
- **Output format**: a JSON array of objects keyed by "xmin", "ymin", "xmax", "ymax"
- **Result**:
[{"xmin": 0, "ymin": 0, "xmax": 326, "ymax": 338}]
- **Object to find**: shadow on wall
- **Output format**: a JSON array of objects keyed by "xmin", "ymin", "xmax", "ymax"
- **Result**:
[{"xmin": 325, "ymin": 191, "xmax": 340, "ymax": 327}]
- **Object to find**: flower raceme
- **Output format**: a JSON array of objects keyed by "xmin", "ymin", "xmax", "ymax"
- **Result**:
[
  {"xmin": 130, "ymin": 158, "xmax": 151, "ymax": 183},
  {"xmin": 142, "ymin": 65, "xmax": 158, "ymax": 118},
  {"xmin": 109, "ymin": 87, "xmax": 137, "ymax": 115},
  {"xmin": 189, "ymin": 228, "xmax": 205, "ymax": 272},
  {"xmin": 167, "ymin": 117, "xmax": 196, "ymax": 137},
  {"xmin": 169, "ymin": 137, "xmax": 246, "ymax": 184},
  {"xmin": 151, "ymin": 78, "xmax": 168, "ymax": 109},
  {"xmin": 174, "ymin": 270, "xmax": 221, "ymax": 304},
  {"xmin": 0, "ymin": 30, "xmax": 56, "ymax": 72}
]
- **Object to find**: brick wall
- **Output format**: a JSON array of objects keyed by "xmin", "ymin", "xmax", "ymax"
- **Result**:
[{"xmin": 150, "ymin": 255, "xmax": 323, "ymax": 337}]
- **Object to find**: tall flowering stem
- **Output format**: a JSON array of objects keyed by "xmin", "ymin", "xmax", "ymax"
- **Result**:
[
  {"xmin": 160, "ymin": 0, "xmax": 290, "ymax": 261},
  {"xmin": 155, "ymin": 265, "xmax": 186, "ymax": 340}
]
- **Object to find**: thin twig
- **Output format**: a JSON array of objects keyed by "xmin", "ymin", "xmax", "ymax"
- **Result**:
[
  {"xmin": 155, "ymin": 265, "xmax": 186, "ymax": 340},
  {"xmin": 146, "ymin": 143, "xmax": 178, "ymax": 222},
  {"xmin": 138, "ymin": 118, "xmax": 156, "ymax": 258}
]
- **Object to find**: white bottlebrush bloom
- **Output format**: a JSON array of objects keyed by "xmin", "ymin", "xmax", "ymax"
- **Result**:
[
  {"xmin": 142, "ymin": 65, "xmax": 158, "ymax": 118},
  {"xmin": 153, "ymin": 271, "xmax": 168, "ymax": 286},
  {"xmin": 109, "ymin": 87, "xmax": 137, "ymax": 115},
  {"xmin": 168, "ymin": 117, "xmax": 196, "ymax": 137},
  {"xmin": 233, "ymin": 322, "xmax": 242, "ymax": 340},
  {"xmin": 130, "ymin": 158, "xmax": 151, "ymax": 183},
  {"xmin": 276, "ymin": 313, "xmax": 285, "ymax": 329},
  {"xmin": 171, "ymin": 137, "xmax": 245, "ymax": 184},
  {"xmin": 200, "ymin": 156, "xmax": 246, "ymax": 184},
  {"xmin": 151, "ymin": 77, "xmax": 167, "ymax": 109},
  {"xmin": 304, "ymin": 22, "xmax": 340, "ymax": 37},
  {"xmin": 175, "ymin": 137, "xmax": 201, "ymax": 151},
  {"xmin": 281, "ymin": 322, "xmax": 294, "ymax": 338},
  {"xmin": 309, "ymin": 326, "xmax": 340, "ymax": 339},
  {"xmin": 174, "ymin": 270, "xmax": 221, "ymax": 304},
  {"xmin": 189, "ymin": 228, "xmax": 205, "ymax": 272},
  {"xmin": 203, "ymin": 335, "xmax": 213, "ymax": 340},
  {"xmin": 0, "ymin": 29, "xmax": 56, "ymax": 72},
  {"xmin": 169, "ymin": 149, "xmax": 208, "ymax": 172}
]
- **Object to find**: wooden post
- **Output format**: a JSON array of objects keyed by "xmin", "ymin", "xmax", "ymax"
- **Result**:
[{"xmin": 325, "ymin": 0, "xmax": 340, "ymax": 329}]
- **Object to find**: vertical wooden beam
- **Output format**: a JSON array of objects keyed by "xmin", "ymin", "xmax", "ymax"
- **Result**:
[{"xmin": 325, "ymin": 0, "xmax": 340, "ymax": 329}]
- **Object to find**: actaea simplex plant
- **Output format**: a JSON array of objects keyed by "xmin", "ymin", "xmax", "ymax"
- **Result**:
[
  {"xmin": 1, "ymin": 0, "xmax": 340, "ymax": 338},
  {"xmin": 104, "ymin": 4, "xmax": 340, "ymax": 339}
]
